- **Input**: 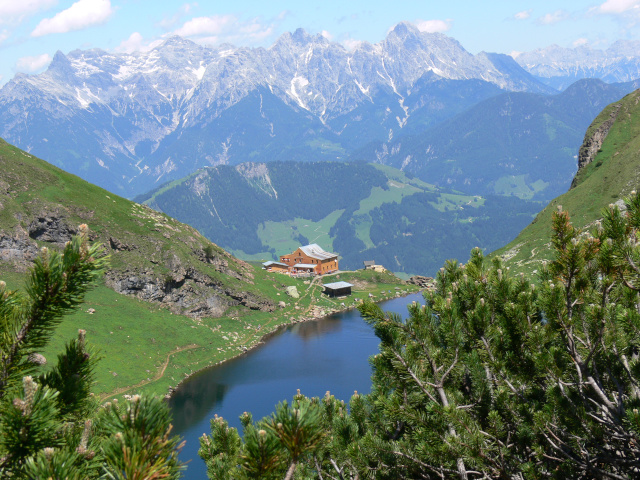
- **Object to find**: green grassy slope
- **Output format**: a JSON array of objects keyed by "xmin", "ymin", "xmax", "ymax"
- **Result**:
[
  {"xmin": 0, "ymin": 138, "xmax": 269, "ymax": 306},
  {"xmin": 0, "ymin": 139, "xmax": 416, "ymax": 398},
  {"xmin": 493, "ymin": 89, "xmax": 640, "ymax": 276}
]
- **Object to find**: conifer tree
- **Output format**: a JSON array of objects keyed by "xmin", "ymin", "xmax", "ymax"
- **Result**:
[
  {"xmin": 0, "ymin": 226, "xmax": 185, "ymax": 478},
  {"xmin": 200, "ymin": 194, "xmax": 640, "ymax": 479}
]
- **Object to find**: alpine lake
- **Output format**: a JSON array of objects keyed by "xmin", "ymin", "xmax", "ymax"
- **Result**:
[{"xmin": 168, "ymin": 291, "xmax": 425, "ymax": 478}]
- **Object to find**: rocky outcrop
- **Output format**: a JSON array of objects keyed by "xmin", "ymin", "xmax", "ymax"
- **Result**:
[
  {"xmin": 109, "ymin": 236, "xmax": 136, "ymax": 251},
  {"xmin": 407, "ymin": 275, "xmax": 435, "ymax": 290},
  {"xmin": 1, "ymin": 212, "xmax": 273, "ymax": 319},
  {"xmin": 0, "ymin": 228, "xmax": 39, "ymax": 269},
  {"xmin": 570, "ymin": 104, "xmax": 622, "ymax": 189},
  {"xmin": 28, "ymin": 215, "xmax": 76, "ymax": 244},
  {"xmin": 105, "ymin": 266, "xmax": 274, "ymax": 318}
]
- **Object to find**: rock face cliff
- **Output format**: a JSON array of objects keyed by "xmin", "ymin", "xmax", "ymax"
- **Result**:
[
  {"xmin": 570, "ymin": 103, "xmax": 623, "ymax": 189},
  {"xmin": 0, "ymin": 139, "xmax": 275, "ymax": 318}
]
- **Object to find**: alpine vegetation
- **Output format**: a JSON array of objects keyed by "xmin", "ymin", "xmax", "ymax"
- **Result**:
[
  {"xmin": 199, "ymin": 195, "xmax": 640, "ymax": 479},
  {"xmin": 0, "ymin": 227, "xmax": 184, "ymax": 478}
]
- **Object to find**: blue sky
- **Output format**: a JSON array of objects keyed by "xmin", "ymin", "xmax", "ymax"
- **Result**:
[{"xmin": 1, "ymin": 0, "xmax": 639, "ymax": 86}]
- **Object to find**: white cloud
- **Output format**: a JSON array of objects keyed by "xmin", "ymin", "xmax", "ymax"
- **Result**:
[
  {"xmin": 597, "ymin": 0, "xmax": 640, "ymax": 13},
  {"xmin": 0, "ymin": 0, "xmax": 57, "ymax": 23},
  {"xmin": 0, "ymin": 29, "xmax": 9, "ymax": 44},
  {"xmin": 514, "ymin": 9, "xmax": 532, "ymax": 20},
  {"xmin": 573, "ymin": 37, "xmax": 589, "ymax": 46},
  {"xmin": 537, "ymin": 10, "xmax": 570, "ymax": 25},
  {"xmin": 320, "ymin": 30, "xmax": 333, "ymax": 41},
  {"xmin": 510, "ymin": 50, "xmax": 523, "ymax": 58},
  {"xmin": 31, "ymin": 0, "xmax": 113, "ymax": 37},
  {"xmin": 114, "ymin": 32, "xmax": 162, "ymax": 53},
  {"xmin": 16, "ymin": 53, "xmax": 52, "ymax": 72},
  {"xmin": 414, "ymin": 19, "xmax": 452, "ymax": 33},
  {"xmin": 172, "ymin": 14, "xmax": 277, "ymax": 45},
  {"xmin": 173, "ymin": 15, "xmax": 235, "ymax": 37},
  {"xmin": 342, "ymin": 38, "xmax": 363, "ymax": 51},
  {"xmin": 115, "ymin": 32, "xmax": 143, "ymax": 53}
]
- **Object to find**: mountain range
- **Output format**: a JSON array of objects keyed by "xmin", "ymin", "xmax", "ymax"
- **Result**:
[
  {"xmin": 2, "ymin": 23, "xmax": 639, "ymax": 201},
  {"xmin": 354, "ymin": 78, "xmax": 639, "ymax": 202},
  {"xmin": 514, "ymin": 40, "xmax": 640, "ymax": 90},
  {"xmin": 0, "ymin": 22, "xmax": 559, "ymax": 197}
]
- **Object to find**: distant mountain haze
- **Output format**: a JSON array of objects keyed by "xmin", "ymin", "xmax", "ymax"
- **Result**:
[
  {"xmin": 1, "ymin": 21, "xmax": 638, "ymax": 203},
  {"xmin": 0, "ymin": 22, "xmax": 557, "ymax": 197},
  {"xmin": 513, "ymin": 40, "xmax": 640, "ymax": 90}
]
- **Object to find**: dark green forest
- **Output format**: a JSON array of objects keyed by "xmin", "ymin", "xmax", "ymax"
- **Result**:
[{"xmin": 137, "ymin": 162, "xmax": 542, "ymax": 276}]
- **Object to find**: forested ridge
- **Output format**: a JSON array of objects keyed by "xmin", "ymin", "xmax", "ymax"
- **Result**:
[{"xmin": 139, "ymin": 162, "xmax": 541, "ymax": 275}]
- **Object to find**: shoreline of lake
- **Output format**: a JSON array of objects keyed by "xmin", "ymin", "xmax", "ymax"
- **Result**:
[{"xmin": 164, "ymin": 288, "xmax": 424, "ymax": 401}]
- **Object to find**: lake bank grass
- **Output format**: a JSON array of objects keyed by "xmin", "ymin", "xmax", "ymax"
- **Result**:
[{"xmin": 30, "ymin": 267, "xmax": 418, "ymax": 400}]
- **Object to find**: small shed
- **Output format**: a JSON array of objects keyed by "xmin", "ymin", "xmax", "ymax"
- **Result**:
[
  {"xmin": 323, "ymin": 281, "xmax": 354, "ymax": 297},
  {"xmin": 263, "ymin": 261, "xmax": 290, "ymax": 274},
  {"xmin": 363, "ymin": 260, "xmax": 376, "ymax": 269}
]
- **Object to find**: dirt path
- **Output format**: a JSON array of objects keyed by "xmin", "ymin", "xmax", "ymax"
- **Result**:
[{"xmin": 100, "ymin": 344, "xmax": 199, "ymax": 401}]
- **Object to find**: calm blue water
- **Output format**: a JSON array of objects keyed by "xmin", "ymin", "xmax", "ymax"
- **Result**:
[{"xmin": 168, "ymin": 292, "xmax": 425, "ymax": 479}]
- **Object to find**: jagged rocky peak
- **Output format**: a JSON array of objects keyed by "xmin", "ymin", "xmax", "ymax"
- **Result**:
[
  {"xmin": 275, "ymin": 27, "xmax": 329, "ymax": 46},
  {"xmin": 158, "ymin": 35, "xmax": 199, "ymax": 50},
  {"xmin": 386, "ymin": 21, "xmax": 463, "ymax": 51},
  {"xmin": 47, "ymin": 50, "xmax": 75, "ymax": 77},
  {"xmin": 390, "ymin": 21, "xmax": 417, "ymax": 35},
  {"xmin": 387, "ymin": 21, "xmax": 424, "ymax": 41},
  {"xmin": 292, "ymin": 27, "xmax": 312, "ymax": 43},
  {"xmin": 271, "ymin": 29, "xmax": 312, "ymax": 54}
]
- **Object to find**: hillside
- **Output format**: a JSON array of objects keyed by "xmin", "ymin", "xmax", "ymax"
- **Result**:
[
  {"xmin": 493, "ymin": 89, "xmax": 640, "ymax": 275},
  {"xmin": 0, "ymin": 139, "xmax": 416, "ymax": 397},
  {"xmin": 0, "ymin": 137, "xmax": 275, "ymax": 317},
  {"xmin": 137, "ymin": 162, "xmax": 541, "ymax": 276},
  {"xmin": 354, "ymin": 79, "xmax": 639, "ymax": 202}
]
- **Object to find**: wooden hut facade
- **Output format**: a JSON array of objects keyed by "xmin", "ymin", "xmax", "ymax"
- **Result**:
[{"xmin": 280, "ymin": 244, "xmax": 338, "ymax": 275}]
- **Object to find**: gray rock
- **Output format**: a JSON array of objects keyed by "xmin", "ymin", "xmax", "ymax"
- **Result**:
[
  {"xmin": 286, "ymin": 286, "xmax": 299, "ymax": 298},
  {"xmin": 28, "ymin": 216, "xmax": 75, "ymax": 244}
]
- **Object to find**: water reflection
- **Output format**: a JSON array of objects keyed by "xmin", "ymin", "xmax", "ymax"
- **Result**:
[
  {"xmin": 288, "ymin": 315, "xmax": 342, "ymax": 340},
  {"xmin": 168, "ymin": 377, "xmax": 229, "ymax": 435}
]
